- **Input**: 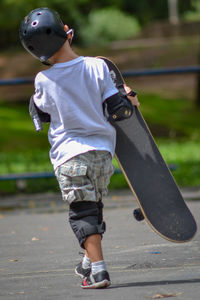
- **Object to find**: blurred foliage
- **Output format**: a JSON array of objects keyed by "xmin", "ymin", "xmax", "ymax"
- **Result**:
[
  {"xmin": 80, "ymin": 8, "xmax": 141, "ymax": 46},
  {"xmin": 121, "ymin": 0, "xmax": 196, "ymax": 24},
  {"xmin": 0, "ymin": 0, "xmax": 197, "ymax": 47},
  {"xmin": 183, "ymin": 0, "xmax": 200, "ymax": 21}
]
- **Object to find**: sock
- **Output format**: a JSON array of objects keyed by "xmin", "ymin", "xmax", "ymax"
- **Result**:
[
  {"xmin": 91, "ymin": 260, "xmax": 107, "ymax": 275},
  {"xmin": 82, "ymin": 255, "xmax": 91, "ymax": 269}
]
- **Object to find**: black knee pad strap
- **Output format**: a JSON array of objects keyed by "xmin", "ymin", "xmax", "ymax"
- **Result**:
[{"xmin": 69, "ymin": 201, "xmax": 106, "ymax": 249}]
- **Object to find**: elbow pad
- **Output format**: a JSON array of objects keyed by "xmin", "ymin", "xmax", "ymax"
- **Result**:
[
  {"xmin": 105, "ymin": 92, "xmax": 133, "ymax": 122},
  {"xmin": 29, "ymin": 96, "xmax": 50, "ymax": 132}
]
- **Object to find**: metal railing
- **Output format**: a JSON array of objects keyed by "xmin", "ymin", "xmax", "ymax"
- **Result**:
[
  {"xmin": 0, "ymin": 66, "xmax": 200, "ymax": 86},
  {"xmin": 122, "ymin": 66, "xmax": 200, "ymax": 77},
  {"xmin": 0, "ymin": 166, "xmax": 177, "ymax": 182}
]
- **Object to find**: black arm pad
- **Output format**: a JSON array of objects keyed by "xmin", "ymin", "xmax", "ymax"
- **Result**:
[{"xmin": 105, "ymin": 92, "xmax": 133, "ymax": 122}]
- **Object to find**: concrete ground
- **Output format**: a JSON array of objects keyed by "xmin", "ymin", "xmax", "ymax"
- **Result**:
[{"xmin": 0, "ymin": 189, "xmax": 199, "ymax": 300}]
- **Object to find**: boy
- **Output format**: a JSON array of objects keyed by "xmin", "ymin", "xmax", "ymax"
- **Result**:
[{"xmin": 19, "ymin": 7, "xmax": 139, "ymax": 289}]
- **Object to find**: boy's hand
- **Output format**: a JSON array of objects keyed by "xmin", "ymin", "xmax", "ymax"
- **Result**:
[{"xmin": 124, "ymin": 85, "xmax": 140, "ymax": 107}]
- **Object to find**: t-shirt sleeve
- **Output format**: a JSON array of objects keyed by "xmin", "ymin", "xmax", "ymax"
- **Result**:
[
  {"xmin": 100, "ymin": 61, "xmax": 118, "ymax": 101},
  {"xmin": 33, "ymin": 72, "xmax": 52, "ymax": 113}
]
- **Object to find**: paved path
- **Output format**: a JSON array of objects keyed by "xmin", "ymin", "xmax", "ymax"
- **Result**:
[
  {"xmin": 0, "ymin": 188, "xmax": 200, "ymax": 212},
  {"xmin": 0, "ymin": 191, "xmax": 199, "ymax": 299}
]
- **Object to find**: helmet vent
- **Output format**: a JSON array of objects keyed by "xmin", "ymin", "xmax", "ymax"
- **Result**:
[
  {"xmin": 31, "ymin": 20, "xmax": 39, "ymax": 27},
  {"xmin": 28, "ymin": 45, "xmax": 34, "ymax": 51},
  {"xmin": 46, "ymin": 28, "xmax": 52, "ymax": 35},
  {"xmin": 37, "ymin": 12, "xmax": 42, "ymax": 15}
]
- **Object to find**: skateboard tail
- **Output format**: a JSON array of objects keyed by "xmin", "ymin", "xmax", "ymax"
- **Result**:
[{"xmin": 115, "ymin": 151, "xmax": 197, "ymax": 243}]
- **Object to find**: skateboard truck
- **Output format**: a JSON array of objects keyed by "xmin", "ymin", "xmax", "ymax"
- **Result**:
[{"xmin": 133, "ymin": 208, "xmax": 144, "ymax": 221}]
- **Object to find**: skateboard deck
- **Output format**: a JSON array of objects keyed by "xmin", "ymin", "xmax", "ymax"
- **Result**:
[{"xmin": 99, "ymin": 56, "xmax": 197, "ymax": 243}]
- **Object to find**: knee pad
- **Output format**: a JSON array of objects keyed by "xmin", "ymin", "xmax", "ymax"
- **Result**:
[{"xmin": 69, "ymin": 201, "xmax": 106, "ymax": 249}]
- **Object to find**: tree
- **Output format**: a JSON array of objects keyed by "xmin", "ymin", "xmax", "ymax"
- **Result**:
[
  {"xmin": 0, "ymin": 0, "xmax": 196, "ymax": 47},
  {"xmin": 168, "ymin": 0, "xmax": 179, "ymax": 24},
  {"xmin": 80, "ymin": 7, "xmax": 140, "ymax": 46}
]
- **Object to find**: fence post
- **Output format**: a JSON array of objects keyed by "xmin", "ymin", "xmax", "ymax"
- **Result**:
[{"xmin": 196, "ymin": 38, "xmax": 200, "ymax": 108}]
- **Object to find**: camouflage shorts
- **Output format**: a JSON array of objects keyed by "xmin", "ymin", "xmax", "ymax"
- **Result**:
[{"xmin": 55, "ymin": 151, "xmax": 114, "ymax": 204}]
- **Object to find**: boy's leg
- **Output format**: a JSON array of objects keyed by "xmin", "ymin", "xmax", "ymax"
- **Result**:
[
  {"xmin": 83, "ymin": 199, "xmax": 104, "ymax": 262},
  {"xmin": 83, "ymin": 234, "xmax": 103, "ymax": 262},
  {"xmin": 75, "ymin": 200, "xmax": 105, "ymax": 279},
  {"xmin": 55, "ymin": 151, "xmax": 113, "ymax": 288},
  {"xmin": 75, "ymin": 229, "xmax": 104, "ymax": 279},
  {"xmin": 81, "ymin": 233, "xmax": 110, "ymax": 289},
  {"xmin": 69, "ymin": 200, "xmax": 106, "ymax": 249},
  {"xmin": 70, "ymin": 200, "xmax": 110, "ymax": 288}
]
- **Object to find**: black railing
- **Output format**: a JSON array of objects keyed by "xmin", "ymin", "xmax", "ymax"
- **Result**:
[{"xmin": 0, "ymin": 66, "xmax": 200, "ymax": 86}]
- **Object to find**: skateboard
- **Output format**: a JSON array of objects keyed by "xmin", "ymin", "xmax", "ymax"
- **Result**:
[{"xmin": 99, "ymin": 56, "xmax": 197, "ymax": 243}]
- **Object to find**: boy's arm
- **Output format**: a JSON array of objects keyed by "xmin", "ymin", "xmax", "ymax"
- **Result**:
[
  {"xmin": 105, "ymin": 92, "xmax": 133, "ymax": 122},
  {"xmin": 124, "ymin": 85, "xmax": 140, "ymax": 107},
  {"xmin": 105, "ymin": 85, "xmax": 139, "ymax": 122},
  {"xmin": 29, "ymin": 95, "xmax": 51, "ymax": 131}
]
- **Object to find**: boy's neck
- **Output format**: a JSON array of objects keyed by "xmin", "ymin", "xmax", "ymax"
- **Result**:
[{"xmin": 50, "ymin": 41, "xmax": 79, "ymax": 64}]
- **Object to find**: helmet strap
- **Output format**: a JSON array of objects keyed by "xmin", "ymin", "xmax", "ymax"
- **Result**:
[
  {"xmin": 66, "ymin": 29, "xmax": 74, "ymax": 44},
  {"xmin": 41, "ymin": 60, "xmax": 52, "ymax": 66}
]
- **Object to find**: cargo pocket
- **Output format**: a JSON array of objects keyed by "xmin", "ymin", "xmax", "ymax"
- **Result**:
[
  {"xmin": 57, "ymin": 162, "xmax": 88, "ymax": 204},
  {"xmin": 60, "ymin": 163, "xmax": 88, "ymax": 178}
]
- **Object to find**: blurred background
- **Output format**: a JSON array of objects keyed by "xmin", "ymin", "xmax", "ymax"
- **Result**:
[{"xmin": 0, "ymin": 0, "xmax": 200, "ymax": 195}]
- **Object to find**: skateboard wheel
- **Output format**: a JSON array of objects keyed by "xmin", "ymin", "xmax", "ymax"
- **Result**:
[{"xmin": 133, "ymin": 208, "xmax": 144, "ymax": 221}]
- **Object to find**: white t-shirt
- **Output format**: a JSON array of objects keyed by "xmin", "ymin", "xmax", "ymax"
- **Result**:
[{"xmin": 33, "ymin": 56, "xmax": 118, "ymax": 170}]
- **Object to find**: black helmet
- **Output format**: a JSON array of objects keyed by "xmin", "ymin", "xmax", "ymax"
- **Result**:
[{"xmin": 19, "ymin": 7, "xmax": 71, "ymax": 63}]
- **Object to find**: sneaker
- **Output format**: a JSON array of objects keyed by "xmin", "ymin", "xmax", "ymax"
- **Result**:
[
  {"xmin": 75, "ymin": 262, "xmax": 91, "ymax": 279},
  {"xmin": 81, "ymin": 270, "xmax": 111, "ymax": 289}
]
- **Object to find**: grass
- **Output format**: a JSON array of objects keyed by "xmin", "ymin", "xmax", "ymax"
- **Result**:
[
  {"xmin": 0, "ymin": 94, "xmax": 200, "ymax": 194},
  {"xmin": 140, "ymin": 93, "xmax": 200, "ymax": 139},
  {"xmin": 158, "ymin": 140, "xmax": 200, "ymax": 187},
  {"xmin": 139, "ymin": 93, "xmax": 200, "ymax": 186},
  {"xmin": 0, "ymin": 102, "xmax": 49, "ymax": 152},
  {"xmin": 110, "ymin": 140, "xmax": 200, "ymax": 189}
]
